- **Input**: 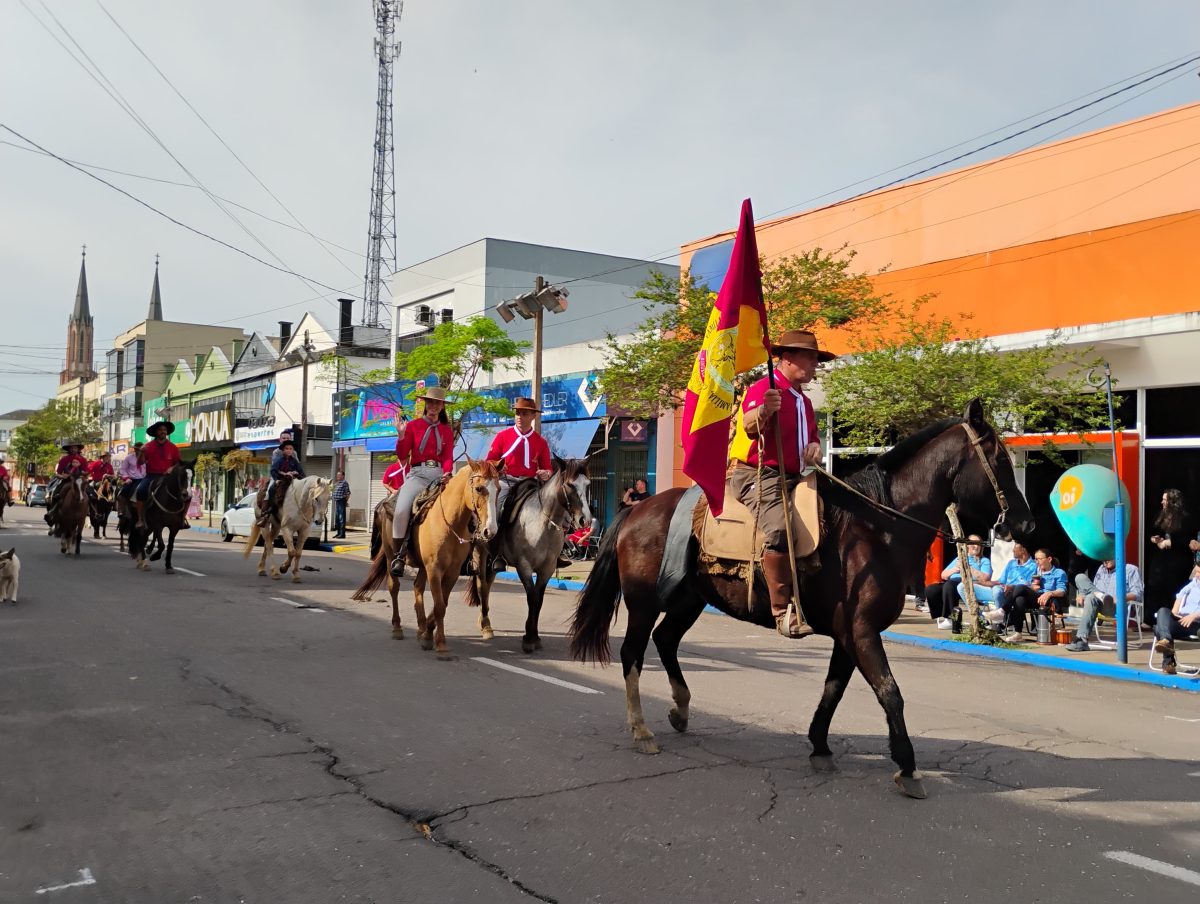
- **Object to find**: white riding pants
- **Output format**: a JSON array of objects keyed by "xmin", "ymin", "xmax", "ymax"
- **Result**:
[{"xmin": 391, "ymin": 463, "xmax": 443, "ymax": 541}]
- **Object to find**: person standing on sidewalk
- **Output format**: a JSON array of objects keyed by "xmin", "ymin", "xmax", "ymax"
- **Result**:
[{"xmin": 331, "ymin": 470, "xmax": 350, "ymax": 539}]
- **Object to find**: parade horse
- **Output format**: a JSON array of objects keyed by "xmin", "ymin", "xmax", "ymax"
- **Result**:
[
  {"xmin": 569, "ymin": 400, "xmax": 1035, "ymax": 799},
  {"xmin": 0, "ymin": 476, "xmax": 9, "ymax": 526},
  {"xmin": 51, "ymin": 474, "xmax": 89, "ymax": 557},
  {"xmin": 353, "ymin": 459, "xmax": 502, "ymax": 655},
  {"xmin": 89, "ymin": 475, "xmax": 116, "ymax": 539},
  {"xmin": 464, "ymin": 458, "xmax": 592, "ymax": 653},
  {"xmin": 128, "ymin": 463, "xmax": 189, "ymax": 574},
  {"xmin": 242, "ymin": 476, "xmax": 331, "ymax": 582}
]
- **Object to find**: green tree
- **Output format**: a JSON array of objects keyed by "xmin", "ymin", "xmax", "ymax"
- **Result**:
[
  {"xmin": 193, "ymin": 452, "xmax": 221, "ymax": 526},
  {"xmin": 822, "ymin": 301, "xmax": 1111, "ymax": 450},
  {"xmin": 598, "ymin": 248, "xmax": 892, "ymax": 418},
  {"xmin": 327, "ymin": 317, "xmax": 530, "ymax": 430},
  {"xmin": 9, "ymin": 400, "xmax": 101, "ymax": 477}
]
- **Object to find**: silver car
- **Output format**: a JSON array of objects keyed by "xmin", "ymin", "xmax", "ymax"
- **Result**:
[{"xmin": 220, "ymin": 492, "xmax": 324, "ymax": 548}]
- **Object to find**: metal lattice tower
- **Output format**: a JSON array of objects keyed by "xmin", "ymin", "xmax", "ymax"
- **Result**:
[{"xmin": 362, "ymin": 0, "xmax": 402, "ymax": 328}]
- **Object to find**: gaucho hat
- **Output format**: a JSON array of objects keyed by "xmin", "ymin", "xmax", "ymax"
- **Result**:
[
  {"xmin": 512, "ymin": 396, "xmax": 541, "ymax": 413},
  {"xmin": 769, "ymin": 329, "xmax": 837, "ymax": 362},
  {"xmin": 417, "ymin": 386, "xmax": 447, "ymax": 403},
  {"xmin": 145, "ymin": 420, "xmax": 175, "ymax": 437}
]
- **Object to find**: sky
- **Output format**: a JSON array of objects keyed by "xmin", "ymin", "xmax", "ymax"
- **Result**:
[{"xmin": 1, "ymin": 0, "xmax": 1198, "ymax": 415}]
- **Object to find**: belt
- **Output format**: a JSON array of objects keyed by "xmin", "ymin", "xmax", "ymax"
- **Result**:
[
  {"xmin": 415, "ymin": 460, "xmax": 441, "ymax": 468},
  {"xmin": 733, "ymin": 461, "xmax": 802, "ymax": 477}
]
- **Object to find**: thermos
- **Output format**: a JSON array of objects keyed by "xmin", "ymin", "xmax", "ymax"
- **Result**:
[{"xmin": 1036, "ymin": 610, "xmax": 1052, "ymax": 644}]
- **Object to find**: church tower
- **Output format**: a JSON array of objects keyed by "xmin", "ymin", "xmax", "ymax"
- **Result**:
[{"xmin": 60, "ymin": 246, "xmax": 97, "ymax": 385}]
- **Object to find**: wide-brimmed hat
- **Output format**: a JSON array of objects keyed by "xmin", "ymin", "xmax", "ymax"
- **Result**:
[
  {"xmin": 512, "ymin": 396, "xmax": 541, "ymax": 413},
  {"xmin": 769, "ymin": 329, "xmax": 837, "ymax": 362},
  {"xmin": 145, "ymin": 420, "xmax": 175, "ymax": 437},
  {"xmin": 278, "ymin": 439, "xmax": 296, "ymax": 451},
  {"xmin": 418, "ymin": 386, "xmax": 447, "ymax": 403},
  {"xmin": 61, "ymin": 440, "xmax": 84, "ymax": 452}
]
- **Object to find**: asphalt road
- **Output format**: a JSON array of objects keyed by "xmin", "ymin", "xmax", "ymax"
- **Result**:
[{"xmin": 0, "ymin": 504, "xmax": 1196, "ymax": 903}]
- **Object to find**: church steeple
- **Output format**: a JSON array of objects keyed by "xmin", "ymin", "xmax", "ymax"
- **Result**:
[
  {"xmin": 60, "ymin": 245, "xmax": 97, "ymax": 385},
  {"xmin": 147, "ymin": 254, "xmax": 163, "ymax": 321}
]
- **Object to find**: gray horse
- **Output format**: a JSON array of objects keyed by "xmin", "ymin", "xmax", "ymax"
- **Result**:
[{"xmin": 465, "ymin": 458, "xmax": 591, "ymax": 653}]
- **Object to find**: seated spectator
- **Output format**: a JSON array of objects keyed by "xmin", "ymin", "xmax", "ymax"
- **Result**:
[
  {"xmin": 923, "ymin": 535, "xmax": 991, "ymax": 629},
  {"xmin": 622, "ymin": 479, "xmax": 651, "ymax": 508},
  {"xmin": 568, "ymin": 517, "xmax": 597, "ymax": 546},
  {"xmin": 1064, "ymin": 559, "xmax": 1144, "ymax": 652},
  {"xmin": 983, "ymin": 542, "xmax": 1038, "ymax": 630},
  {"xmin": 1153, "ymin": 564, "xmax": 1200, "ymax": 675},
  {"xmin": 1000, "ymin": 549, "xmax": 1067, "ymax": 639}
]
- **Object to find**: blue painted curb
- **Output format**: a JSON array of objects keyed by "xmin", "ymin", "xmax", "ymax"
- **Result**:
[
  {"xmin": 190, "ymin": 526, "xmax": 221, "ymax": 535},
  {"xmin": 881, "ymin": 630, "xmax": 1200, "ymax": 693},
  {"xmin": 493, "ymin": 570, "xmax": 586, "ymax": 592}
]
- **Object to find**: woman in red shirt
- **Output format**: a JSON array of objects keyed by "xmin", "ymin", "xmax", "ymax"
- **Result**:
[
  {"xmin": 389, "ymin": 387, "xmax": 454, "ymax": 577},
  {"xmin": 133, "ymin": 420, "xmax": 182, "ymax": 529}
]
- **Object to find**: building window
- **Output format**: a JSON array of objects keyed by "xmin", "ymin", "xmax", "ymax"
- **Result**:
[
  {"xmin": 1146, "ymin": 387, "xmax": 1200, "ymax": 439},
  {"xmin": 122, "ymin": 339, "xmax": 144, "ymax": 388},
  {"xmin": 106, "ymin": 349, "xmax": 124, "ymax": 395}
]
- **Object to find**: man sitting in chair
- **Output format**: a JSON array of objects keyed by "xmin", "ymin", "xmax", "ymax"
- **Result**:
[
  {"xmin": 1064, "ymin": 558, "xmax": 1144, "ymax": 652},
  {"xmin": 1153, "ymin": 564, "xmax": 1200, "ymax": 675}
]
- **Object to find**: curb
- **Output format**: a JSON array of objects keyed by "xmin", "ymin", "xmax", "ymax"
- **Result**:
[
  {"xmin": 493, "ymin": 570, "xmax": 586, "ymax": 592},
  {"xmin": 881, "ymin": 630, "xmax": 1200, "ymax": 692},
  {"xmin": 329, "ymin": 543, "xmax": 368, "ymax": 554},
  {"xmin": 190, "ymin": 526, "xmax": 221, "ymax": 536}
]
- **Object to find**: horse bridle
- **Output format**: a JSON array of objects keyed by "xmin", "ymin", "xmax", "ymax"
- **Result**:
[
  {"xmin": 439, "ymin": 470, "xmax": 494, "ymax": 545},
  {"xmin": 149, "ymin": 470, "xmax": 189, "ymax": 516},
  {"xmin": 542, "ymin": 471, "xmax": 585, "ymax": 532},
  {"xmin": 959, "ymin": 421, "xmax": 1010, "ymax": 530}
]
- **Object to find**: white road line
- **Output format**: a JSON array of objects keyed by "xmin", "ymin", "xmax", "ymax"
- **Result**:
[
  {"xmin": 1189, "ymin": 771, "xmax": 1200, "ymax": 777},
  {"xmin": 1165, "ymin": 716, "xmax": 1200, "ymax": 722},
  {"xmin": 271, "ymin": 596, "xmax": 324, "ymax": 612},
  {"xmin": 35, "ymin": 867, "xmax": 95, "ymax": 894},
  {"xmin": 472, "ymin": 657, "xmax": 603, "ymax": 695},
  {"xmin": 1104, "ymin": 851, "xmax": 1200, "ymax": 887},
  {"xmin": 171, "ymin": 566, "xmax": 206, "ymax": 577}
]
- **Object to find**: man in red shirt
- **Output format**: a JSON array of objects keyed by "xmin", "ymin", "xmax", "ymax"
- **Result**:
[
  {"xmin": 0, "ymin": 456, "xmax": 10, "ymax": 503},
  {"xmin": 729, "ymin": 330, "xmax": 835, "ymax": 639},
  {"xmin": 45, "ymin": 441, "xmax": 89, "ymax": 527},
  {"xmin": 133, "ymin": 420, "xmax": 182, "ymax": 530},
  {"xmin": 87, "ymin": 451, "xmax": 115, "ymax": 483}
]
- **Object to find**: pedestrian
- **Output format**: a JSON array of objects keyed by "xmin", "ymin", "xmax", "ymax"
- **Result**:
[
  {"xmin": 331, "ymin": 469, "xmax": 350, "ymax": 538},
  {"xmin": 1146, "ymin": 489, "xmax": 1196, "ymax": 626},
  {"xmin": 924, "ymin": 534, "xmax": 991, "ymax": 629}
]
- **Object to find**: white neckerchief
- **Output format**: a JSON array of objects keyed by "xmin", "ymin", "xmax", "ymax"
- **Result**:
[
  {"xmin": 788, "ymin": 385, "xmax": 809, "ymax": 462},
  {"xmin": 503, "ymin": 425, "xmax": 534, "ymax": 468}
]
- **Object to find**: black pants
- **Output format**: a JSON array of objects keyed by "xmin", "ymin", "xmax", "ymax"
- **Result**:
[
  {"xmin": 1005, "ymin": 585, "xmax": 1040, "ymax": 632},
  {"xmin": 923, "ymin": 582, "xmax": 958, "ymax": 620}
]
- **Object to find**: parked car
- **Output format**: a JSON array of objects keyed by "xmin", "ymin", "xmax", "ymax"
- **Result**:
[
  {"xmin": 220, "ymin": 492, "xmax": 324, "ymax": 549},
  {"xmin": 27, "ymin": 485, "xmax": 47, "ymax": 507}
]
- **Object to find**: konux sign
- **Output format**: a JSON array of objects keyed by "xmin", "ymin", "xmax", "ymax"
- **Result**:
[{"xmin": 191, "ymin": 401, "xmax": 233, "ymax": 444}]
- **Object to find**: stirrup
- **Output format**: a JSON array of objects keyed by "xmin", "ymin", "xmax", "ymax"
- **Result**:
[
  {"xmin": 777, "ymin": 603, "xmax": 815, "ymax": 639},
  {"xmin": 389, "ymin": 553, "xmax": 406, "ymax": 577}
]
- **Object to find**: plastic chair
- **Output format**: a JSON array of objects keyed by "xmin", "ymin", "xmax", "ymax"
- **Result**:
[
  {"xmin": 1148, "ymin": 635, "xmax": 1200, "ymax": 676},
  {"xmin": 1088, "ymin": 600, "xmax": 1145, "ymax": 649}
]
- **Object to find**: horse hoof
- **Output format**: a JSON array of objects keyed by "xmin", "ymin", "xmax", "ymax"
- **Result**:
[
  {"xmin": 480, "ymin": 627, "xmax": 494, "ymax": 641},
  {"xmin": 521, "ymin": 640, "xmax": 536, "ymax": 654},
  {"xmin": 435, "ymin": 649, "xmax": 456, "ymax": 661},
  {"xmin": 165, "ymin": 568, "xmax": 174, "ymax": 575},
  {"xmin": 419, "ymin": 636, "xmax": 433, "ymax": 651},
  {"xmin": 667, "ymin": 709, "xmax": 688, "ymax": 733},
  {"xmin": 893, "ymin": 771, "xmax": 927, "ymax": 799},
  {"xmin": 810, "ymin": 755, "xmax": 838, "ymax": 774},
  {"xmin": 149, "ymin": 551, "xmax": 162, "ymax": 562},
  {"xmin": 633, "ymin": 737, "xmax": 661, "ymax": 755},
  {"xmin": 392, "ymin": 627, "xmax": 405, "ymax": 640}
]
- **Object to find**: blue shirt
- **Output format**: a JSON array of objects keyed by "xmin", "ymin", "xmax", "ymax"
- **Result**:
[
  {"xmin": 998, "ymin": 557, "xmax": 1038, "ymax": 587},
  {"xmin": 1036, "ymin": 566, "xmax": 1068, "ymax": 594},
  {"xmin": 1091, "ymin": 563, "xmax": 1144, "ymax": 602},
  {"xmin": 1175, "ymin": 578, "xmax": 1200, "ymax": 616},
  {"xmin": 945, "ymin": 555, "xmax": 991, "ymax": 583}
]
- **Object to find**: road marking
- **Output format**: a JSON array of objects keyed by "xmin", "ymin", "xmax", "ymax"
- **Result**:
[
  {"xmin": 1165, "ymin": 716, "xmax": 1200, "ymax": 722},
  {"xmin": 1189, "ymin": 771, "xmax": 1200, "ymax": 777},
  {"xmin": 1104, "ymin": 851, "xmax": 1200, "ymax": 887},
  {"xmin": 472, "ymin": 657, "xmax": 603, "ymax": 695},
  {"xmin": 35, "ymin": 867, "xmax": 96, "ymax": 894},
  {"xmin": 271, "ymin": 596, "xmax": 324, "ymax": 612},
  {"xmin": 171, "ymin": 566, "xmax": 206, "ymax": 577}
]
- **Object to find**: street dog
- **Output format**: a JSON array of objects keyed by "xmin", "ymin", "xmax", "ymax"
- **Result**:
[{"xmin": 0, "ymin": 548, "xmax": 18, "ymax": 604}]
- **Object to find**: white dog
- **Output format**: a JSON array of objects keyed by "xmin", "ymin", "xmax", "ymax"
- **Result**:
[{"xmin": 0, "ymin": 548, "xmax": 19, "ymax": 604}]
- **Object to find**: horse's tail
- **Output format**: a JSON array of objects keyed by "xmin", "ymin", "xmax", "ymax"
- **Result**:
[
  {"xmin": 463, "ymin": 546, "xmax": 486, "ymax": 607},
  {"xmin": 568, "ymin": 506, "xmax": 632, "ymax": 665},
  {"xmin": 370, "ymin": 513, "xmax": 382, "ymax": 559},
  {"xmin": 242, "ymin": 523, "xmax": 261, "ymax": 559},
  {"xmin": 352, "ymin": 506, "xmax": 389, "ymax": 601}
]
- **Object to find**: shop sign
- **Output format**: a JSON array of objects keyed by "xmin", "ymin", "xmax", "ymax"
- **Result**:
[
  {"xmin": 234, "ymin": 422, "xmax": 283, "ymax": 444},
  {"xmin": 192, "ymin": 401, "xmax": 233, "ymax": 444},
  {"xmin": 620, "ymin": 420, "xmax": 648, "ymax": 443},
  {"xmin": 141, "ymin": 395, "xmax": 190, "ymax": 444},
  {"xmin": 462, "ymin": 372, "xmax": 606, "ymax": 427}
]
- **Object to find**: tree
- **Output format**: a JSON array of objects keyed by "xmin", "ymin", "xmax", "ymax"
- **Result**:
[
  {"xmin": 598, "ymin": 247, "xmax": 892, "ymax": 418},
  {"xmin": 222, "ymin": 448, "xmax": 254, "ymax": 499},
  {"xmin": 327, "ymin": 317, "xmax": 530, "ymax": 430},
  {"xmin": 821, "ymin": 301, "xmax": 1111, "ymax": 450},
  {"xmin": 193, "ymin": 452, "xmax": 221, "ymax": 526},
  {"xmin": 9, "ymin": 400, "xmax": 101, "ymax": 477}
]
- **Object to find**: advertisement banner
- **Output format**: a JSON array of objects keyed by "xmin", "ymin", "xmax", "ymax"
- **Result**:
[
  {"xmin": 334, "ymin": 377, "xmax": 435, "ymax": 443},
  {"xmin": 191, "ymin": 400, "xmax": 234, "ymax": 445},
  {"xmin": 462, "ymin": 371, "xmax": 605, "ymax": 427},
  {"xmin": 142, "ymin": 395, "xmax": 190, "ymax": 444}
]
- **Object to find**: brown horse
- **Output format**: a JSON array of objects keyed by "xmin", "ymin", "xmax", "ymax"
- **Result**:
[
  {"xmin": 53, "ymin": 474, "xmax": 89, "ymax": 557},
  {"xmin": 569, "ymin": 400, "xmax": 1035, "ymax": 798},
  {"xmin": 128, "ymin": 464, "xmax": 189, "ymax": 574},
  {"xmin": 89, "ymin": 475, "xmax": 116, "ymax": 539},
  {"xmin": 353, "ymin": 459, "xmax": 502, "ymax": 655}
]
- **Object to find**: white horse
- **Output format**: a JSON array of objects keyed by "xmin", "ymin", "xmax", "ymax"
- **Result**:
[{"xmin": 243, "ymin": 476, "xmax": 331, "ymax": 582}]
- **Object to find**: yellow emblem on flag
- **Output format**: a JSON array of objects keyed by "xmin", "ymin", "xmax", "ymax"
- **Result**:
[{"xmin": 686, "ymin": 308, "xmax": 738, "ymax": 432}]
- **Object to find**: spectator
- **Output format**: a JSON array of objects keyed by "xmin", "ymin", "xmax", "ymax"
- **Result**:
[
  {"xmin": 1154, "ymin": 564, "xmax": 1200, "ymax": 675},
  {"xmin": 622, "ymin": 478, "xmax": 651, "ymax": 508},
  {"xmin": 983, "ymin": 542, "xmax": 1038, "ymax": 631},
  {"xmin": 331, "ymin": 470, "xmax": 350, "ymax": 539},
  {"xmin": 1146, "ymin": 489, "xmax": 1196, "ymax": 627},
  {"xmin": 1064, "ymin": 558, "xmax": 1144, "ymax": 652},
  {"xmin": 1066, "ymin": 547, "xmax": 1101, "ymax": 608},
  {"xmin": 382, "ymin": 460, "xmax": 406, "ymax": 493},
  {"xmin": 923, "ymin": 534, "xmax": 991, "ymax": 629},
  {"xmin": 1003, "ymin": 548, "xmax": 1067, "ymax": 640}
]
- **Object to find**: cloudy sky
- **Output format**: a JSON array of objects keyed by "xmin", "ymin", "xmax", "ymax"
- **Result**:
[{"xmin": 1, "ymin": 0, "xmax": 1197, "ymax": 414}]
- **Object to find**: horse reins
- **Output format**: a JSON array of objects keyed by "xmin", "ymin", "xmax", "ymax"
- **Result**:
[
  {"xmin": 438, "ymin": 471, "xmax": 494, "ymax": 545},
  {"xmin": 149, "ymin": 473, "xmax": 189, "ymax": 516}
]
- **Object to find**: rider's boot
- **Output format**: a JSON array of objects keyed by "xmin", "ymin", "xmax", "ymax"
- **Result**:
[
  {"xmin": 762, "ymin": 551, "xmax": 815, "ymax": 639},
  {"xmin": 133, "ymin": 499, "xmax": 147, "ymax": 530},
  {"xmin": 389, "ymin": 537, "xmax": 407, "ymax": 577}
]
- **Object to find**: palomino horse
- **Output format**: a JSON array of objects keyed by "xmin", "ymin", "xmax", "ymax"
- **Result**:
[
  {"xmin": 89, "ymin": 475, "xmax": 116, "ymax": 539},
  {"xmin": 242, "ymin": 476, "xmax": 331, "ymax": 581},
  {"xmin": 129, "ymin": 464, "xmax": 189, "ymax": 573},
  {"xmin": 569, "ymin": 400, "xmax": 1035, "ymax": 799},
  {"xmin": 354, "ymin": 459, "xmax": 502, "ymax": 655},
  {"xmin": 464, "ymin": 458, "xmax": 592, "ymax": 653},
  {"xmin": 52, "ymin": 474, "xmax": 89, "ymax": 557}
]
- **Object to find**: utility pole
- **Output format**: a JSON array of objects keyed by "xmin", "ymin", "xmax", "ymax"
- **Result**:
[
  {"xmin": 532, "ymin": 276, "xmax": 545, "ymax": 431},
  {"xmin": 299, "ymin": 330, "xmax": 316, "ymax": 467}
]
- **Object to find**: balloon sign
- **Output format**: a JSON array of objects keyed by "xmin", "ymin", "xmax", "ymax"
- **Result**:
[{"xmin": 1050, "ymin": 464, "xmax": 1131, "ymax": 561}]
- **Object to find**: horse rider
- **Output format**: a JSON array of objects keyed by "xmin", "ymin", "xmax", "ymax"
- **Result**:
[
  {"xmin": 258, "ymin": 438, "xmax": 306, "ymax": 526},
  {"xmin": 729, "ymin": 329, "xmax": 836, "ymax": 639},
  {"xmin": 45, "ymin": 441, "xmax": 89, "ymax": 531},
  {"xmin": 87, "ymin": 450, "xmax": 115, "ymax": 499},
  {"xmin": 118, "ymin": 442, "xmax": 146, "ymax": 507},
  {"xmin": 133, "ymin": 420, "xmax": 182, "ymax": 531},
  {"xmin": 485, "ymin": 396, "xmax": 571, "ymax": 570},
  {"xmin": 0, "ymin": 455, "xmax": 10, "ymax": 503},
  {"xmin": 389, "ymin": 386, "xmax": 454, "ymax": 577}
]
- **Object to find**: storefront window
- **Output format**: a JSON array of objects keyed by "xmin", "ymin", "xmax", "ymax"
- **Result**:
[{"xmin": 1146, "ymin": 387, "xmax": 1200, "ymax": 439}]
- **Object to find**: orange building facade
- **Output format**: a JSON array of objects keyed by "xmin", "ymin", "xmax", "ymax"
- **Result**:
[{"xmin": 668, "ymin": 102, "xmax": 1200, "ymax": 572}]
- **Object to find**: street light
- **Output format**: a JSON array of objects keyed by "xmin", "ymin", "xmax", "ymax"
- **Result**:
[{"xmin": 495, "ymin": 277, "xmax": 569, "ymax": 428}]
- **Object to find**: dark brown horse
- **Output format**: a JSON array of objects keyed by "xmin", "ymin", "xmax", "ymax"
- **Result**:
[
  {"xmin": 569, "ymin": 400, "xmax": 1035, "ymax": 798},
  {"xmin": 53, "ymin": 474, "xmax": 89, "ymax": 557},
  {"xmin": 128, "ymin": 464, "xmax": 189, "ymax": 574},
  {"xmin": 89, "ymin": 475, "xmax": 115, "ymax": 539}
]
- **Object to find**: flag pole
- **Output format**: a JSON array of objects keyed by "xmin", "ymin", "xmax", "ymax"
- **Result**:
[{"xmin": 764, "ymin": 350, "xmax": 809, "ymax": 631}]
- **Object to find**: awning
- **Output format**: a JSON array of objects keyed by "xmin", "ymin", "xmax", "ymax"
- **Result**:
[
  {"xmin": 240, "ymin": 439, "xmax": 279, "ymax": 451},
  {"xmin": 332, "ymin": 436, "xmax": 396, "ymax": 453},
  {"xmin": 542, "ymin": 418, "xmax": 602, "ymax": 459}
]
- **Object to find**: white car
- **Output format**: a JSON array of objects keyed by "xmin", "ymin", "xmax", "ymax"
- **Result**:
[{"xmin": 220, "ymin": 492, "xmax": 324, "ymax": 548}]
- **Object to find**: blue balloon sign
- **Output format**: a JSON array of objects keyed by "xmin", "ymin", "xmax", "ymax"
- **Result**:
[{"xmin": 1050, "ymin": 464, "xmax": 1131, "ymax": 561}]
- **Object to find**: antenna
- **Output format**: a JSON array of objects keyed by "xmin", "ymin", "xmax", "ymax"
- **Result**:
[{"xmin": 362, "ymin": 0, "xmax": 402, "ymax": 328}]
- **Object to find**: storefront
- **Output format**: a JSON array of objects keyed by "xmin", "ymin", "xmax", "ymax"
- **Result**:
[
  {"xmin": 232, "ymin": 419, "xmax": 294, "ymax": 506},
  {"xmin": 187, "ymin": 398, "xmax": 236, "ymax": 513}
]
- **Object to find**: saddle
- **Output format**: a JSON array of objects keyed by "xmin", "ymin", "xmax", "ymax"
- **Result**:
[
  {"xmin": 694, "ymin": 472, "xmax": 821, "ymax": 564},
  {"xmin": 254, "ymin": 476, "xmax": 293, "ymax": 521},
  {"xmin": 501, "ymin": 478, "xmax": 540, "ymax": 526}
]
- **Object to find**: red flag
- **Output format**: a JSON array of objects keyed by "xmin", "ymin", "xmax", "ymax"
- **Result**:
[{"xmin": 680, "ymin": 199, "xmax": 770, "ymax": 515}]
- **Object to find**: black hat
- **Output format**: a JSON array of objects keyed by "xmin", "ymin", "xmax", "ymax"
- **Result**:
[
  {"xmin": 146, "ymin": 420, "xmax": 175, "ymax": 437},
  {"xmin": 278, "ymin": 439, "xmax": 296, "ymax": 451},
  {"xmin": 60, "ymin": 440, "xmax": 84, "ymax": 452}
]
